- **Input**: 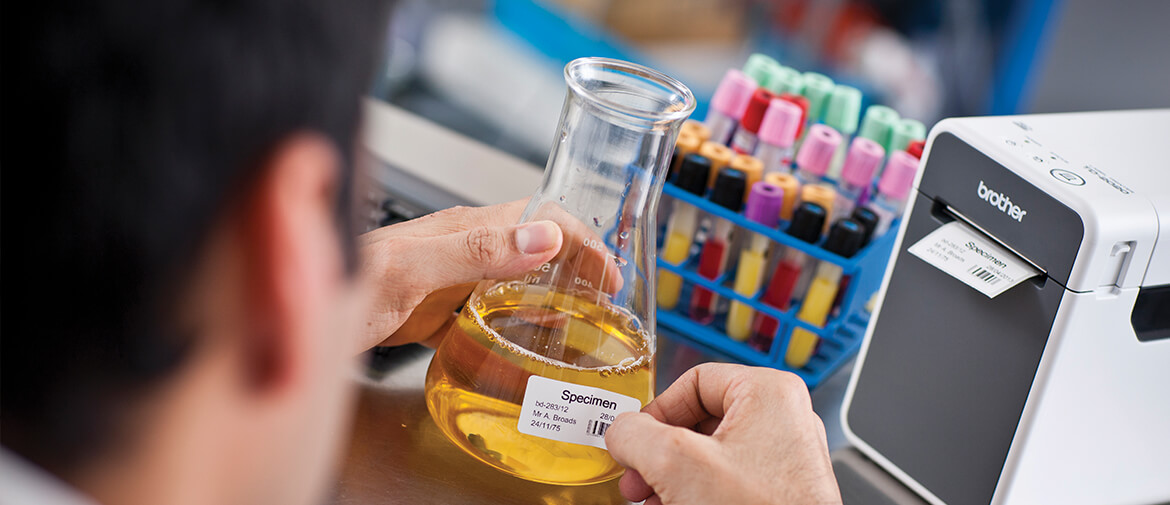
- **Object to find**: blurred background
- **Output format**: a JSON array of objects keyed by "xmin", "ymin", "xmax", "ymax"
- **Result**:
[{"xmin": 368, "ymin": 0, "xmax": 1169, "ymax": 166}]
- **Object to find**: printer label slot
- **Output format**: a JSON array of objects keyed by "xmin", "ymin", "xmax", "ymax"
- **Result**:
[{"xmin": 908, "ymin": 220, "xmax": 1043, "ymax": 298}]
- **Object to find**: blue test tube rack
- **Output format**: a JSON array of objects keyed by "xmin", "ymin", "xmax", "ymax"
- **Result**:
[{"xmin": 654, "ymin": 181, "xmax": 900, "ymax": 389}]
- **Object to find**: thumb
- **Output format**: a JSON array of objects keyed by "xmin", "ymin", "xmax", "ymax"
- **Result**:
[
  {"xmin": 606, "ymin": 412, "xmax": 714, "ymax": 500},
  {"xmin": 421, "ymin": 220, "xmax": 562, "ymax": 289}
]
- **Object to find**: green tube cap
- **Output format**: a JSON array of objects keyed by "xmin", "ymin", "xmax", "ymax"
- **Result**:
[
  {"xmin": 766, "ymin": 66, "xmax": 804, "ymax": 95},
  {"xmin": 890, "ymin": 118, "xmax": 927, "ymax": 152},
  {"xmin": 801, "ymin": 72, "xmax": 834, "ymax": 122},
  {"xmin": 743, "ymin": 53, "xmax": 780, "ymax": 89},
  {"xmin": 824, "ymin": 85, "xmax": 862, "ymax": 136},
  {"xmin": 858, "ymin": 105, "xmax": 900, "ymax": 151}
]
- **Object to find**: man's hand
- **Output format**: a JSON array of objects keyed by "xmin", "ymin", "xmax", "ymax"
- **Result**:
[
  {"xmin": 356, "ymin": 200, "xmax": 561, "ymax": 350},
  {"xmin": 604, "ymin": 363, "xmax": 842, "ymax": 505}
]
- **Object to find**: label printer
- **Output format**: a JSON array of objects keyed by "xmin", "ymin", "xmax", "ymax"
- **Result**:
[{"xmin": 840, "ymin": 109, "xmax": 1170, "ymax": 504}]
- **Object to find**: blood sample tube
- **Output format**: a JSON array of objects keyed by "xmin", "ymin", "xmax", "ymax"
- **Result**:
[
  {"xmin": 729, "ymin": 153, "xmax": 763, "ymax": 202},
  {"xmin": 754, "ymin": 99, "xmax": 802, "ymax": 175},
  {"xmin": 835, "ymin": 137, "xmax": 885, "ymax": 218},
  {"xmin": 682, "ymin": 119, "xmax": 711, "ymax": 144},
  {"xmin": 766, "ymin": 66, "xmax": 804, "ymax": 96},
  {"xmin": 742, "ymin": 53, "xmax": 780, "ymax": 89},
  {"xmin": 778, "ymin": 93, "xmax": 809, "ymax": 139},
  {"xmin": 800, "ymin": 183, "xmax": 838, "ymax": 233},
  {"xmin": 689, "ymin": 168, "xmax": 747, "ymax": 324},
  {"xmin": 730, "ymin": 88, "xmax": 775, "ymax": 155},
  {"xmin": 657, "ymin": 154, "xmax": 712, "ymax": 310},
  {"xmin": 822, "ymin": 85, "xmax": 861, "ymax": 180},
  {"xmin": 764, "ymin": 172, "xmax": 800, "ymax": 221},
  {"xmin": 800, "ymin": 72, "xmax": 834, "ymax": 124},
  {"xmin": 670, "ymin": 130, "xmax": 703, "ymax": 175},
  {"xmin": 890, "ymin": 118, "xmax": 926, "ymax": 153},
  {"xmin": 793, "ymin": 124, "xmax": 841, "ymax": 186},
  {"xmin": 829, "ymin": 207, "xmax": 879, "ymax": 317},
  {"xmin": 705, "ymin": 69, "xmax": 757, "ymax": 146},
  {"xmin": 868, "ymin": 150, "xmax": 920, "ymax": 237},
  {"xmin": 856, "ymin": 104, "xmax": 900, "ymax": 152},
  {"xmin": 699, "ymin": 141, "xmax": 734, "ymax": 189},
  {"xmin": 726, "ymin": 182, "xmax": 785, "ymax": 341},
  {"xmin": 785, "ymin": 219, "xmax": 865, "ymax": 368},
  {"xmin": 748, "ymin": 202, "xmax": 826, "ymax": 352}
]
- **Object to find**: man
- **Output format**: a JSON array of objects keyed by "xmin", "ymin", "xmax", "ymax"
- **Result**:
[{"xmin": 1, "ymin": 1, "xmax": 841, "ymax": 504}]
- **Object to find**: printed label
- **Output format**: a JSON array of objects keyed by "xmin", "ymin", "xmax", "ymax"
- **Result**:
[
  {"xmin": 908, "ymin": 221, "xmax": 1042, "ymax": 298},
  {"xmin": 517, "ymin": 375, "xmax": 642, "ymax": 450}
]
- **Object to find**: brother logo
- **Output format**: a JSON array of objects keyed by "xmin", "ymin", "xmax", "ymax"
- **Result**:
[{"xmin": 977, "ymin": 180, "xmax": 1027, "ymax": 222}]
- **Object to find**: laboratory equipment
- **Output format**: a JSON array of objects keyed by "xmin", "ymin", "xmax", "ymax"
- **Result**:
[
  {"xmin": 728, "ymin": 153, "xmax": 763, "ymax": 201},
  {"xmin": 747, "ymin": 202, "xmax": 826, "ymax": 352},
  {"xmin": 785, "ymin": 219, "xmax": 865, "ymax": 368},
  {"xmin": 857, "ymin": 105, "xmax": 900, "ymax": 152},
  {"xmin": 658, "ymin": 154, "xmax": 711, "ymax": 310},
  {"xmin": 842, "ymin": 109, "xmax": 1170, "ymax": 505},
  {"xmin": 793, "ymin": 124, "xmax": 842, "ymax": 186},
  {"xmin": 730, "ymin": 88, "xmax": 775, "ymax": 155},
  {"xmin": 425, "ymin": 57, "xmax": 695, "ymax": 486},
  {"xmin": 866, "ymin": 150, "xmax": 919, "ymax": 237},
  {"xmin": 670, "ymin": 130, "xmax": 702, "ymax": 174},
  {"xmin": 754, "ymin": 99, "xmax": 802, "ymax": 174},
  {"xmin": 823, "ymin": 85, "xmax": 862, "ymax": 179},
  {"xmin": 726, "ymin": 182, "xmax": 785, "ymax": 341},
  {"xmin": 705, "ymin": 69, "xmax": 756, "ymax": 145},
  {"xmin": 688, "ymin": 168, "xmax": 747, "ymax": 324},
  {"xmin": 800, "ymin": 72, "xmax": 835, "ymax": 123},
  {"xmin": 835, "ymin": 137, "xmax": 885, "ymax": 217},
  {"xmin": 699, "ymin": 140, "xmax": 733, "ymax": 188},
  {"xmin": 889, "ymin": 118, "xmax": 926, "ymax": 153}
]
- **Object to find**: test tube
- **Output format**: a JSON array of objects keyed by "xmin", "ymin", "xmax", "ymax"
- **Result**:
[
  {"xmin": 785, "ymin": 219, "xmax": 866, "ymax": 368},
  {"xmin": 856, "ymin": 105, "xmax": 900, "ymax": 152},
  {"xmin": 743, "ymin": 53, "xmax": 780, "ymax": 89},
  {"xmin": 730, "ymin": 153, "xmax": 764, "ymax": 202},
  {"xmin": 754, "ymin": 99, "xmax": 802, "ymax": 175},
  {"xmin": 793, "ymin": 124, "xmax": 842, "ymax": 186},
  {"xmin": 867, "ymin": 150, "xmax": 920, "ymax": 237},
  {"xmin": 890, "ymin": 118, "xmax": 926, "ymax": 153},
  {"xmin": 829, "ymin": 207, "xmax": 880, "ymax": 318},
  {"xmin": 801, "ymin": 183, "xmax": 838, "ymax": 229},
  {"xmin": 906, "ymin": 139, "xmax": 926, "ymax": 159},
  {"xmin": 730, "ymin": 88, "xmax": 775, "ymax": 155},
  {"xmin": 764, "ymin": 172, "xmax": 800, "ymax": 221},
  {"xmin": 682, "ymin": 119, "xmax": 711, "ymax": 144},
  {"xmin": 835, "ymin": 137, "xmax": 885, "ymax": 218},
  {"xmin": 822, "ymin": 85, "xmax": 862, "ymax": 180},
  {"xmin": 765, "ymin": 66, "xmax": 804, "ymax": 96},
  {"xmin": 699, "ymin": 141, "xmax": 734, "ymax": 189},
  {"xmin": 706, "ymin": 69, "xmax": 757, "ymax": 146},
  {"xmin": 748, "ymin": 202, "xmax": 826, "ymax": 352},
  {"xmin": 778, "ymin": 93, "xmax": 810, "ymax": 140},
  {"xmin": 800, "ymin": 72, "xmax": 835, "ymax": 124},
  {"xmin": 689, "ymin": 168, "xmax": 747, "ymax": 324},
  {"xmin": 670, "ymin": 130, "xmax": 703, "ymax": 175},
  {"xmin": 657, "ymin": 154, "xmax": 712, "ymax": 310},
  {"xmin": 726, "ymin": 182, "xmax": 785, "ymax": 341}
]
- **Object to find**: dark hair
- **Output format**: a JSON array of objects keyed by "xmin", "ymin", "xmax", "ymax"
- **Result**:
[{"xmin": 1, "ymin": 0, "xmax": 388, "ymax": 475}]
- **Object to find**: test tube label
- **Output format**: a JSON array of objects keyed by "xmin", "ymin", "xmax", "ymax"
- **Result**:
[
  {"xmin": 907, "ymin": 221, "xmax": 1041, "ymax": 298},
  {"xmin": 517, "ymin": 375, "xmax": 642, "ymax": 450}
]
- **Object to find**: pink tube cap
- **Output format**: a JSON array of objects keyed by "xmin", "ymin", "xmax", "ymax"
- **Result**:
[
  {"xmin": 841, "ymin": 137, "xmax": 885, "ymax": 187},
  {"xmin": 878, "ymin": 150, "xmax": 920, "ymax": 201},
  {"xmin": 757, "ymin": 99, "xmax": 802, "ymax": 149},
  {"xmin": 794, "ymin": 124, "xmax": 842, "ymax": 176},
  {"xmin": 745, "ymin": 182, "xmax": 785, "ymax": 228},
  {"xmin": 711, "ymin": 69, "xmax": 757, "ymax": 120}
]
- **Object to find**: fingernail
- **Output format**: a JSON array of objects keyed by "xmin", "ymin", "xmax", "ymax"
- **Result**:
[{"xmin": 515, "ymin": 221, "xmax": 559, "ymax": 254}]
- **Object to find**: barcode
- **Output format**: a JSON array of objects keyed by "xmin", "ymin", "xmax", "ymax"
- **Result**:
[
  {"xmin": 586, "ymin": 419, "xmax": 611, "ymax": 438},
  {"xmin": 969, "ymin": 266, "xmax": 1000, "ymax": 284}
]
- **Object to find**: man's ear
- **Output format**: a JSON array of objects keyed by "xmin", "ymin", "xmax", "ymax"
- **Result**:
[{"xmin": 240, "ymin": 133, "xmax": 346, "ymax": 396}]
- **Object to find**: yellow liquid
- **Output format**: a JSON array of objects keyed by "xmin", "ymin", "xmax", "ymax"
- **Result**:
[
  {"xmin": 656, "ymin": 231, "xmax": 692, "ymax": 310},
  {"xmin": 425, "ymin": 282, "xmax": 654, "ymax": 485},
  {"xmin": 726, "ymin": 248, "xmax": 767, "ymax": 341},
  {"xmin": 785, "ymin": 276, "xmax": 838, "ymax": 368}
]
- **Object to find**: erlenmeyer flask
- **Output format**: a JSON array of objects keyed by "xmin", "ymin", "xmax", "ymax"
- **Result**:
[{"xmin": 424, "ymin": 57, "xmax": 695, "ymax": 485}]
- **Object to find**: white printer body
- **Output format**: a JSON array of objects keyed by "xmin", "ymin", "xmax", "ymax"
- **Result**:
[{"xmin": 841, "ymin": 109, "xmax": 1170, "ymax": 505}]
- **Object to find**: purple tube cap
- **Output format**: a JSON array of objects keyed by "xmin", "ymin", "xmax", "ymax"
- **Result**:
[
  {"xmin": 757, "ymin": 99, "xmax": 802, "ymax": 148},
  {"xmin": 878, "ymin": 150, "xmax": 921, "ymax": 201},
  {"xmin": 794, "ymin": 124, "xmax": 842, "ymax": 176},
  {"xmin": 745, "ymin": 182, "xmax": 785, "ymax": 228},
  {"xmin": 711, "ymin": 69, "xmax": 757, "ymax": 120},
  {"xmin": 841, "ymin": 137, "xmax": 886, "ymax": 187}
]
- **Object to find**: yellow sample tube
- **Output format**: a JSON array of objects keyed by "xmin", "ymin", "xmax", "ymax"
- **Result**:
[
  {"xmin": 725, "ymin": 182, "xmax": 785, "ymax": 341},
  {"xmin": 784, "ymin": 219, "xmax": 864, "ymax": 368},
  {"xmin": 657, "ymin": 153, "xmax": 711, "ymax": 309}
]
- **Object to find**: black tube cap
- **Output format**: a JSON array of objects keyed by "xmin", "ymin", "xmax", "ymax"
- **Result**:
[
  {"xmin": 850, "ymin": 206, "xmax": 879, "ymax": 245},
  {"xmin": 674, "ymin": 153, "xmax": 711, "ymax": 196},
  {"xmin": 787, "ymin": 202, "xmax": 827, "ymax": 244},
  {"xmin": 710, "ymin": 167, "xmax": 747, "ymax": 211},
  {"xmin": 825, "ymin": 218, "xmax": 866, "ymax": 258}
]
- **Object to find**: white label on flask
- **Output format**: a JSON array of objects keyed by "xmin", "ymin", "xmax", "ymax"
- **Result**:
[
  {"xmin": 908, "ymin": 221, "xmax": 1042, "ymax": 298},
  {"xmin": 516, "ymin": 375, "xmax": 642, "ymax": 450}
]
